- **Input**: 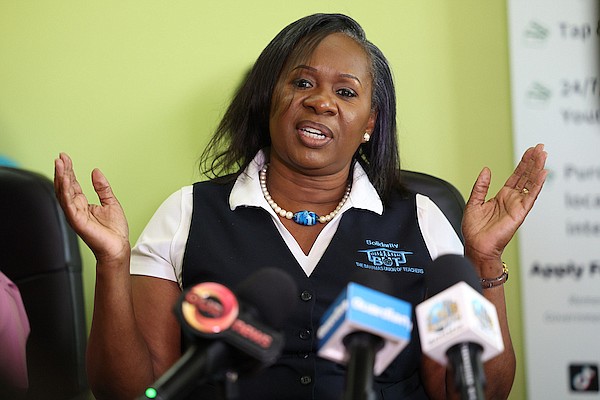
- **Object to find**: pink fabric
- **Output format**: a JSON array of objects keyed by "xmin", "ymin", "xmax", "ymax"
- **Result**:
[{"xmin": 0, "ymin": 271, "xmax": 30, "ymax": 389}]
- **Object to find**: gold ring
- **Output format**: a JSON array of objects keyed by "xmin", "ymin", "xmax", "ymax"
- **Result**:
[{"xmin": 521, "ymin": 187, "xmax": 529, "ymax": 194}]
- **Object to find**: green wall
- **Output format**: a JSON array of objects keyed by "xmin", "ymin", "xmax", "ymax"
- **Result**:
[{"xmin": 0, "ymin": 1, "xmax": 526, "ymax": 398}]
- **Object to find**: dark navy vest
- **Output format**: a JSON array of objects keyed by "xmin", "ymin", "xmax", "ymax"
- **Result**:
[{"xmin": 182, "ymin": 180, "xmax": 433, "ymax": 399}]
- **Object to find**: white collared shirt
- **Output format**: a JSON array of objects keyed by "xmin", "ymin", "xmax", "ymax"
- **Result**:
[{"xmin": 131, "ymin": 150, "xmax": 463, "ymax": 287}]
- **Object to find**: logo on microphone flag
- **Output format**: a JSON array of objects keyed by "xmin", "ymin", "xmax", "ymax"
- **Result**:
[
  {"xmin": 416, "ymin": 282, "xmax": 504, "ymax": 365},
  {"xmin": 317, "ymin": 283, "xmax": 413, "ymax": 375},
  {"xmin": 182, "ymin": 282, "xmax": 239, "ymax": 333},
  {"xmin": 178, "ymin": 282, "xmax": 283, "ymax": 364}
]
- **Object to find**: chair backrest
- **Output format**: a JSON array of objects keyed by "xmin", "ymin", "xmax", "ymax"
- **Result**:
[
  {"xmin": 400, "ymin": 170, "xmax": 465, "ymax": 243},
  {"xmin": 0, "ymin": 166, "xmax": 89, "ymax": 400}
]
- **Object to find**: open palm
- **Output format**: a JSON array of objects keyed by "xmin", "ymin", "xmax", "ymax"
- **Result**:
[
  {"xmin": 54, "ymin": 153, "xmax": 130, "ymax": 263},
  {"xmin": 462, "ymin": 144, "xmax": 548, "ymax": 263}
]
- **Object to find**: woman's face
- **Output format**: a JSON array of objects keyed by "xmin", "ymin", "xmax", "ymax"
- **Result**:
[{"xmin": 269, "ymin": 32, "xmax": 376, "ymax": 176}]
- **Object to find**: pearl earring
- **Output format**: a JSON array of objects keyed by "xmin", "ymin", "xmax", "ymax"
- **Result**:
[{"xmin": 363, "ymin": 132, "xmax": 371, "ymax": 142}]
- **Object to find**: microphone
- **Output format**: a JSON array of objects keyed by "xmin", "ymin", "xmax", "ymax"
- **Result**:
[
  {"xmin": 415, "ymin": 254, "xmax": 504, "ymax": 400},
  {"xmin": 139, "ymin": 268, "xmax": 298, "ymax": 400},
  {"xmin": 317, "ymin": 272, "xmax": 413, "ymax": 400}
]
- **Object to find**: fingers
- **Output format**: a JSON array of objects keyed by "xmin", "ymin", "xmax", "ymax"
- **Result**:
[
  {"xmin": 505, "ymin": 146, "xmax": 535, "ymax": 189},
  {"xmin": 54, "ymin": 153, "xmax": 120, "ymax": 211},
  {"xmin": 502, "ymin": 144, "xmax": 548, "ymax": 213},
  {"xmin": 506, "ymin": 143, "xmax": 548, "ymax": 194},
  {"xmin": 91, "ymin": 168, "xmax": 120, "ymax": 207},
  {"xmin": 528, "ymin": 144, "xmax": 548, "ymax": 192},
  {"xmin": 522, "ymin": 167, "xmax": 548, "ymax": 210},
  {"xmin": 54, "ymin": 152, "xmax": 81, "ymax": 202},
  {"xmin": 53, "ymin": 156, "xmax": 64, "ymax": 195},
  {"xmin": 466, "ymin": 167, "xmax": 491, "ymax": 207}
]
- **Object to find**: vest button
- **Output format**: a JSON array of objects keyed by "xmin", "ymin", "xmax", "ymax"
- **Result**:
[
  {"xmin": 299, "ymin": 329, "xmax": 311, "ymax": 340},
  {"xmin": 297, "ymin": 351, "xmax": 309, "ymax": 359},
  {"xmin": 300, "ymin": 375, "xmax": 312, "ymax": 385},
  {"xmin": 300, "ymin": 290, "xmax": 313, "ymax": 301}
]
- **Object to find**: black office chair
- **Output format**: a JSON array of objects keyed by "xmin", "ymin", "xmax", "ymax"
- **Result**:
[
  {"xmin": 0, "ymin": 166, "xmax": 89, "ymax": 400},
  {"xmin": 400, "ymin": 170, "xmax": 465, "ymax": 243}
]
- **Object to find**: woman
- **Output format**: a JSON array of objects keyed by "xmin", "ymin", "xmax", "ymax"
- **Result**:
[{"xmin": 54, "ymin": 14, "xmax": 547, "ymax": 400}]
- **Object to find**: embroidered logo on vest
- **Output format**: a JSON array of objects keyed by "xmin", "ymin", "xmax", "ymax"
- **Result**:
[
  {"xmin": 359, "ymin": 248, "xmax": 412, "ymax": 267},
  {"xmin": 356, "ymin": 240, "xmax": 424, "ymax": 274}
]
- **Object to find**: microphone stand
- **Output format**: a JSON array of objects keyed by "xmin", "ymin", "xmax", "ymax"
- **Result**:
[
  {"xmin": 343, "ymin": 332, "xmax": 384, "ymax": 400},
  {"xmin": 138, "ymin": 342, "xmax": 234, "ymax": 400},
  {"xmin": 446, "ymin": 342, "xmax": 486, "ymax": 400}
]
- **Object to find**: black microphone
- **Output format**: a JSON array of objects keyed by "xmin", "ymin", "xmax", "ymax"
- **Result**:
[
  {"xmin": 416, "ymin": 255, "xmax": 504, "ymax": 400},
  {"xmin": 317, "ymin": 271, "xmax": 413, "ymax": 400},
  {"xmin": 139, "ymin": 268, "xmax": 298, "ymax": 400}
]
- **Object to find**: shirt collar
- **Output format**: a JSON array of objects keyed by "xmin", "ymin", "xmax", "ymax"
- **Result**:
[{"xmin": 229, "ymin": 149, "xmax": 383, "ymax": 215}]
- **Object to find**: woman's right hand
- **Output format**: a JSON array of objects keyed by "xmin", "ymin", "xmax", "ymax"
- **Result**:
[{"xmin": 54, "ymin": 152, "xmax": 130, "ymax": 264}]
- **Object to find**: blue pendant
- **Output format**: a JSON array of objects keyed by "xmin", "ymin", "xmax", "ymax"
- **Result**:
[{"xmin": 293, "ymin": 210, "xmax": 319, "ymax": 226}]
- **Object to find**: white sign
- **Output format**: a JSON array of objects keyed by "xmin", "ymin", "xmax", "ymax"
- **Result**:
[{"xmin": 508, "ymin": 1, "xmax": 600, "ymax": 398}]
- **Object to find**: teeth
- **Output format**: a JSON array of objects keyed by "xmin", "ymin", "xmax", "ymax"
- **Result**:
[{"xmin": 300, "ymin": 127, "xmax": 326, "ymax": 139}]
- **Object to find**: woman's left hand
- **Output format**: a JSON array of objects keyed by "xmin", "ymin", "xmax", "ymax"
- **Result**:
[{"xmin": 462, "ymin": 143, "xmax": 548, "ymax": 266}]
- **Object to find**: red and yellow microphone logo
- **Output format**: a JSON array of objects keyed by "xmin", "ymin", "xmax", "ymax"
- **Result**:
[{"xmin": 181, "ymin": 282, "xmax": 239, "ymax": 334}]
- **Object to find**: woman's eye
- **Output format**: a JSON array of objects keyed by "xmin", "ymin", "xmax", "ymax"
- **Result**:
[
  {"xmin": 293, "ymin": 79, "xmax": 312, "ymax": 89},
  {"xmin": 337, "ymin": 88, "xmax": 357, "ymax": 98}
]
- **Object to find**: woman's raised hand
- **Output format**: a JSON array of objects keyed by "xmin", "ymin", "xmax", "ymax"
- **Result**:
[
  {"xmin": 462, "ymin": 143, "xmax": 548, "ymax": 265},
  {"xmin": 54, "ymin": 152, "xmax": 130, "ymax": 264}
]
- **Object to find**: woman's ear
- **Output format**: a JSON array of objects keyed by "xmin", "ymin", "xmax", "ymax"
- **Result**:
[{"xmin": 364, "ymin": 110, "xmax": 377, "ymax": 142}]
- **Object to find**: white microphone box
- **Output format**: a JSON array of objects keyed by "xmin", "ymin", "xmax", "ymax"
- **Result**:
[{"xmin": 416, "ymin": 281, "xmax": 504, "ymax": 365}]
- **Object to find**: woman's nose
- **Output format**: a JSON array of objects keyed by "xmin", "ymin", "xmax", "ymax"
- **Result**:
[{"xmin": 302, "ymin": 90, "xmax": 337, "ymax": 115}]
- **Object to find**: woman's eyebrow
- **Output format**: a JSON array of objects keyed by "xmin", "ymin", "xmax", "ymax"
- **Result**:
[{"xmin": 292, "ymin": 65, "xmax": 363, "ymax": 86}]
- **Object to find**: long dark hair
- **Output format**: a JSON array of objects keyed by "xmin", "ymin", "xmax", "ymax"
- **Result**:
[{"xmin": 199, "ymin": 13, "xmax": 402, "ymax": 201}]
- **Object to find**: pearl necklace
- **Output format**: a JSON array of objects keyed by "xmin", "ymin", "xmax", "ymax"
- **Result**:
[{"xmin": 259, "ymin": 164, "xmax": 351, "ymax": 226}]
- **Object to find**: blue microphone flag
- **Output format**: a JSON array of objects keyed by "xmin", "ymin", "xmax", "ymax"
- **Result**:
[{"xmin": 317, "ymin": 282, "xmax": 412, "ymax": 375}]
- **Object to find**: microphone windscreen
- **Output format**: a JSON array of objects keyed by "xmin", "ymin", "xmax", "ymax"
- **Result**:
[
  {"xmin": 235, "ymin": 268, "xmax": 298, "ymax": 329},
  {"xmin": 426, "ymin": 254, "xmax": 482, "ymax": 295}
]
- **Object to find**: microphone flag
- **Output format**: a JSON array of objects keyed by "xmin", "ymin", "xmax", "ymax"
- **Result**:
[
  {"xmin": 178, "ymin": 281, "xmax": 284, "ymax": 366},
  {"xmin": 317, "ymin": 282, "xmax": 413, "ymax": 375},
  {"xmin": 415, "ymin": 281, "xmax": 504, "ymax": 366}
]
